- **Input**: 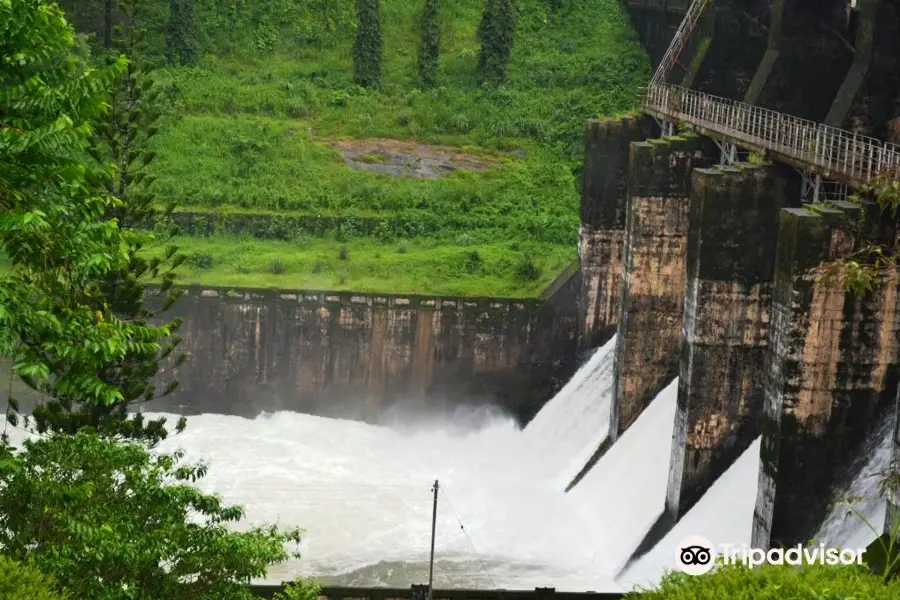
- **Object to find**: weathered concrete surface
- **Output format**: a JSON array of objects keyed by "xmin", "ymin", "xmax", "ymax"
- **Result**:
[
  {"xmin": 666, "ymin": 163, "xmax": 788, "ymax": 521},
  {"xmin": 578, "ymin": 116, "xmax": 655, "ymax": 351},
  {"xmin": 610, "ymin": 134, "xmax": 716, "ymax": 440},
  {"xmin": 151, "ymin": 280, "xmax": 580, "ymax": 425},
  {"xmin": 885, "ymin": 383, "xmax": 900, "ymax": 536},
  {"xmin": 752, "ymin": 202, "xmax": 900, "ymax": 549}
]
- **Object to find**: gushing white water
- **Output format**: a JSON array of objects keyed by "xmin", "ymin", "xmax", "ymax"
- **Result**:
[
  {"xmin": 523, "ymin": 336, "xmax": 616, "ymax": 487},
  {"xmin": 567, "ymin": 379, "xmax": 679, "ymax": 575},
  {"xmin": 146, "ymin": 342, "xmax": 676, "ymax": 589},
  {"xmin": 815, "ymin": 411, "xmax": 895, "ymax": 550},
  {"xmin": 618, "ymin": 437, "xmax": 761, "ymax": 589},
  {"xmin": 141, "ymin": 339, "xmax": 625, "ymax": 590}
]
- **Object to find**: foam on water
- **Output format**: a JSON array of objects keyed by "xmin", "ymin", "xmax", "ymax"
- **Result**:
[
  {"xmin": 618, "ymin": 437, "xmax": 761, "ymax": 589},
  {"xmin": 141, "ymin": 340, "xmax": 625, "ymax": 590},
  {"xmin": 143, "ymin": 348, "xmax": 675, "ymax": 589}
]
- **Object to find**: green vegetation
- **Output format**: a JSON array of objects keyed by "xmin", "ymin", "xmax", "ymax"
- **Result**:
[
  {"xmin": 1, "ymin": 5, "xmax": 319, "ymax": 597},
  {"xmin": 0, "ymin": 556, "xmax": 68, "ymax": 600},
  {"xmin": 353, "ymin": 0, "xmax": 384, "ymax": 88},
  {"xmin": 137, "ymin": 0, "xmax": 648, "ymax": 296},
  {"xmin": 150, "ymin": 235, "xmax": 572, "ymax": 296},
  {"xmin": 418, "ymin": 0, "xmax": 441, "ymax": 87},
  {"xmin": 0, "ymin": 431, "xmax": 311, "ymax": 600},
  {"xmin": 477, "ymin": 0, "xmax": 518, "ymax": 86},
  {"xmin": 635, "ymin": 563, "xmax": 900, "ymax": 599}
]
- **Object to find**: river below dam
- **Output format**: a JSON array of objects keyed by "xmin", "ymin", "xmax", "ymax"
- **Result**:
[{"xmin": 4, "ymin": 334, "xmax": 888, "ymax": 591}]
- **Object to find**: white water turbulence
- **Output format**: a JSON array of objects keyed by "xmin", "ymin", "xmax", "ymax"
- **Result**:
[
  {"xmin": 815, "ymin": 410, "xmax": 895, "ymax": 550},
  {"xmin": 147, "ymin": 338, "xmax": 627, "ymax": 591},
  {"xmin": 566, "ymin": 379, "xmax": 679, "ymax": 577},
  {"xmin": 522, "ymin": 335, "xmax": 616, "ymax": 487},
  {"xmin": 618, "ymin": 437, "xmax": 761, "ymax": 589}
]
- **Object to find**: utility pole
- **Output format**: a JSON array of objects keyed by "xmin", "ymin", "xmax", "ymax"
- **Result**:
[{"xmin": 428, "ymin": 479, "xmax": 439, "ymax": 600}]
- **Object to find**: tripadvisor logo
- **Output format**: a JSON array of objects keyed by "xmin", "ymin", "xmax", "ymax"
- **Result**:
[{"xmin": 675, "ymin": 535, "xmax": 866, "ymax": 575}]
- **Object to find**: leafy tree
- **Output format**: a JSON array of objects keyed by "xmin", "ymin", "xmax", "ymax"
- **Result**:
[
  {"xmin": 6, "ymin": 0, "xmax": 189, "ymax": 446},
  {"xmin": 0, "ymin": 431, "xmax": 308, "ymax": 600},
  {"xmin": 418, "ymin": 0, "xmax": 440, "ymax": 87},
  {"xmin": 0, "ymin": 556, "xmax": 69, "ymax": 600},
  {"xmin": 165, "ymin": 0, "xmax": 198, "ymax": 66},
  {"xmin": 0, "ymin": 0, "xmax": 168, "ymax": 425},
  {"xmin": 820, "ymin": 170, "xmax": 899, "ymax": 296},
  {"xmin": 352, "ymin": 0, "xmax": 382, "ymax": 88},
  {"xmin": 477, "ymin": 0, "xmax": 517, "ymax": 86}
]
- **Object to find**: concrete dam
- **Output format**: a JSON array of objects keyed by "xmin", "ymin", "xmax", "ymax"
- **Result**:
[{"xmin": 136, "ymin": 0, "xmax": 900, "ymax": 590}]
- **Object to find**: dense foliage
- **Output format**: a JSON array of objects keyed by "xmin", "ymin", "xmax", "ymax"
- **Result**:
[
  {"xmin": 0, "ymin": 0, "xmax": 168, "ymax": 415},
  {"xmin": 166, "ymin": 0, "xmax": 199, "ymax": 65},
  {"xmin": 0, "ymin": 431, "xmax": 304, "ymax": 600},
  {"xmin": 44, "ymin": 0, "xmax": 650, "ymax": 296},
  {"xmin": 636, "ymin": 563, "xmax": 900, "ymax": 599},
  {"xmin": 0, "ymin": 556, "xmax": 68, "ymax": 600},
  {"xmin": 477, "ymin": 0, "xmax": 518, "ymax": 86},
  {"xmin": 418, "ymin": 0, "xmax": 440, "ymax": 87},
  {"xmin": 2, "ymin": 0, "xmax": 189, "ymax": 444},
  {"xmin": 352, "ymin": 0, "xmax": 383, "ymax": 88}
]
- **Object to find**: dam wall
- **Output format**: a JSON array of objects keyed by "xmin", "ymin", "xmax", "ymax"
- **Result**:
[
  {"xmin": 150, "ymin": 270, "xmax": 580, "ymax": 425},
  {"xmin": 577, "ymin": 113, "xmax": 899, "ymax": 549}
]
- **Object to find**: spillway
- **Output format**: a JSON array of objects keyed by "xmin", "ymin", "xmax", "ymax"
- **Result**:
[
  {"xmin": 815, "ymin": 409, "xmax": 895, "ymax": 551},
  {"xmin": 522, "ymin": 336, "xmax": 616, "ymax": 487},
  {"xmin": 145, "ymin": 338, "xmax": 624, "ymax": 590},
  {"xmin": 617, "ymin": 437, "xmax": 761, "ymax": 589},
  {"xmin": 3, "ymin": 333, "xmax": 887, "ymax": 590}
]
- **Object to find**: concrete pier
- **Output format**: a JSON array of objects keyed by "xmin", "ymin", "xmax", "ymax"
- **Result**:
[
  {"xmin": 578, "ymin": 116, "xmax": 655, "ymax": 351},
  {"xmin": 752, "ymin": 202, "xmax": 900, "ymax": 549},
  {"xmin": 665, "ymin": 163, "xmax": 788, "ymax": 521},
  {"xmin": 610, "ymin": 134, "xmax": 715, "ymax": 440}
]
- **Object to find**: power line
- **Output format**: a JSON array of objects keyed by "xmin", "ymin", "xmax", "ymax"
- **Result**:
[{"xmin": 438, "ymin": 486, "xmax": 503, "ymax": 593}]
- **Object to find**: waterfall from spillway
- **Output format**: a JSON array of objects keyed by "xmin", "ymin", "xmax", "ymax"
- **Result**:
[
  {"xmin": 815, "ymin": 409, "xmax": 895, "ymax": 550},
  {"xmin": 522, "ymin": 336, "xmax": 616, "ymax": 487},
  {"xmin": 6, "ymin": 332, "xmax": 885, "ymax": 591},
  {"xmin": 142, "ymin": 336, "xmax": 625, "ymax": 590}
]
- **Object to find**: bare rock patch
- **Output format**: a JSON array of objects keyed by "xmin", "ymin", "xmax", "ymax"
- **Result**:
[{"xmin": 328, "ymin": 138, "xmax": 501, "ymax": 179}]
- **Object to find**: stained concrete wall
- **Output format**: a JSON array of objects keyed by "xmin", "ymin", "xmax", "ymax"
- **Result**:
[
  {"xmin": 578, "ymin": 116, "xmax": 656, "ymax": 351},
  {"xmin": 665, "ymin": 162, "xmax": 788, "ymax": 520},
  {"xmin": 151, "ymin": 279, "xmax": 580, "ymax": 425},
  {"xmin": 610, "ymin": 134, "xmax": 716, "ymax": 439},
  {"xmin": 752, "ymin": 202, "xmax": 900, "ymax": 549}
]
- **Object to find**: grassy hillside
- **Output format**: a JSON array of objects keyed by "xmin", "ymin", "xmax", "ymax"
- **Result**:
[{"xmin": 140, "ymin": 0, "xmax": 649, "ymax": 296}]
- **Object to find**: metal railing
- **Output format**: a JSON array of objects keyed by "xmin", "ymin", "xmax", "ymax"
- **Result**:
[
  {"xmin": 650, "ymin": 0, "xmax": 710, "ymax": 85},
  {"xmin": 641, "ymin": 83, "xmax": 900, "ymax": 187}
]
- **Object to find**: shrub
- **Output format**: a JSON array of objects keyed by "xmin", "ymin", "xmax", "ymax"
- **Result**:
[
  {"xmin": 636, "ymin": 562, "xmax": 900, "ymax": 599},
  {"xmin": 477, "ymin": 0, "xmax": 518, "ymax": 86},
  {"xmin": 188, "ymin": 250, "xmax": 214, "ymax": 270},
  {"xmin": 0, "ymin": 432, "xmax": 308, "ymax": 600},
  {"xmin": 516, "ymin": 251, "xmax": 540, "ymax": 280},
  {"xmin": 274, "ymin": 577, "xmax": 321, "ymax": 600},
  {"xmin": 418, "ymin": 0, "xmax": 440, "ymax": 87},
  {"xmin": 338, "ymin": 245, "xmax": 349, "ymax": 260},
  {"xmin": 0, "ymin": 556, "xmax": 68, "ymax": 600},
  {"xmin": 352, "ymin": 0, "xmax": 382, "ymax": 88},
  {"xmin": 463, "ymin": 249, "xmax": 483, "ymax": 273},
  {"xmin": 267, "ymin": 258, "xmax": 286, "ymax": 274},
  {"xmin": 456, "ymin": 233, "xmax": 474, "ymax": 246}
]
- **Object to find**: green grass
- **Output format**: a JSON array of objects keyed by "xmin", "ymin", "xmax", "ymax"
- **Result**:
[
  {"xmin": 149, "ymin": 234, "xmax": 573, "ymax": 297},
  {"xmin": 636, "ymin": 562, "xmax": 900, "ymax": 599},
  {"xmin": 138, "ymin": 0, "xmax": 649, "ymax": 296}
]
